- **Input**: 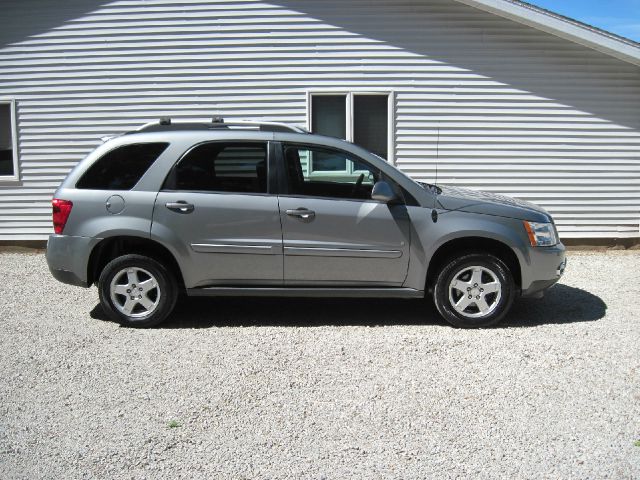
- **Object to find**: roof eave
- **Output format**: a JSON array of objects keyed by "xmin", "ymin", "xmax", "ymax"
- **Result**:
[{"xmin": 454, "ymin": 0, "xmax": 640, "ymax": 67}]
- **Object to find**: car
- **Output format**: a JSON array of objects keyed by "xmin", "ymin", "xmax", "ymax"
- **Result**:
[{"xmin": 46, "ymin": 117, "xmax": 566, "ymax": 328}]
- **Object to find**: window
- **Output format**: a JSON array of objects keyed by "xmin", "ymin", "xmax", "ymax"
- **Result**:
[
  {"xmin": 354, "ymin": 95, "xmax": 388, "ymax": 159},
  {"xmin": 311, "ymin": 95, "xmax": 346, "ymax": 140},
  {"xmin": 284, "ymin": 144, "xmax": 381, "ymax": 201},
  {"xmin": 0, "ymin": 100, "xmax": 18, "ymax": 180},
  {"xmin": 76, "ymin": 143, "xmax": 168, "ymax": 190},
  {"xmin": 164, "ymin": 142, "xmax": 267, "ymax": 194},
  {"xmin": 308, "ymin": 92, "xmax": 392, "ymax": 172}
]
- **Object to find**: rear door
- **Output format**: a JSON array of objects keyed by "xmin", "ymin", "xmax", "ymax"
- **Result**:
[
  {"xmin": 277, "ymin": 143, "xmax": 411, "ymax": 286},
  {"xmin": 151, "ymin": 141, "xmax": 283, "ymax": 288}
]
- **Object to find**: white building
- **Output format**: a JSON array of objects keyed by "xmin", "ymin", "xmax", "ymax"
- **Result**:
[{"xmin": 1, "ymin": 0, "xmax": 639, "ymax": 241}]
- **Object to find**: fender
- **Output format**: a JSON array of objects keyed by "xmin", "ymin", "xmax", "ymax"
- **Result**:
[{"xmin": 404, "ymin": 207, "xmax": 530, "ymax": 291}]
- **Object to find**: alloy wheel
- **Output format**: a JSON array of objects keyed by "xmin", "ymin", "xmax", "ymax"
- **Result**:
[{"xmin": 448, "ymin": 265, "xmax": 502, "ymax": 318}]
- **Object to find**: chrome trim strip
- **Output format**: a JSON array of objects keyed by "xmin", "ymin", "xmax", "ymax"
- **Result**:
[
  {"xmin": 191, "ymin": 243, "xmax": 276, "ymax": 255},
  {"xmin": 283, "ymin": 246, "xmax": 402, "ymax": 259}
]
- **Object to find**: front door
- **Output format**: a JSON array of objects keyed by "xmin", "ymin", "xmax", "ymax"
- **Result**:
[
  {"xmin": 151, "ymin": 141, "xmax": 282, "ymax": 288},
  {"xmin": 278, "ymin": 143, "xmax": 410, "ymax": 286}
]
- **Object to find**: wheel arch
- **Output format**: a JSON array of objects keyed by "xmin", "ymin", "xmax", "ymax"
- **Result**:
[
  {"xmin": 87, "ymin": 235, "xmax": 185, "ymax": 289},
  {"xmin": 425, "ymin": 236, "xmax": 522, "ymax": 293}
]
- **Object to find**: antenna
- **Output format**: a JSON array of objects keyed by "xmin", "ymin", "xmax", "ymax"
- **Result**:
[{"xmin": 435, "ymin": 126, "xmax": 440, "ymax": 185}]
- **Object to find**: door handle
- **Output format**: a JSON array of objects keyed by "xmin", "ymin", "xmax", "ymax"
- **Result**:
[
  {"xmin": 165, "ymin": 201, "xmax": 195, "ymax": 214},
  {"xmin": 286, "ymin": 208, "xmax": 315, "ymax": 221}
]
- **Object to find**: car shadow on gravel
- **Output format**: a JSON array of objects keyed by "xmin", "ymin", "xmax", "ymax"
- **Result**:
[
  {"xmin": 504, "ymin": 284, "xmax": 607, "ymax": 328},
  {"xmin": 90, "ymin": 284, "xmax": 606, "ymax": 329}
]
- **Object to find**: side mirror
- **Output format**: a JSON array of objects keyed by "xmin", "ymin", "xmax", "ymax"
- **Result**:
[{"xmin": 371, "ymin": 181, "xmax": 398, "ymax": 203}]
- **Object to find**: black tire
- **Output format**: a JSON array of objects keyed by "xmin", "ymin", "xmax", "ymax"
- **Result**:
[
  {"xmin": 98, "ymin": 254, "xmax": 178, "ymax": 328},
  {"xmin": 433, "ymin": 252, "xmax": 515, "ymax": 328}
]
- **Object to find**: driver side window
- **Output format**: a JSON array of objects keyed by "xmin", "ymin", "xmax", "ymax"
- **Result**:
[{"xmin": 284, "ymin": 144, "xmax": 380, "ymax": 200}]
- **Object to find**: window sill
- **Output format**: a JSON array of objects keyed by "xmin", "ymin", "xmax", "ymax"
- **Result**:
[{"xmin": 0, "ymin": 176, "xmax": 21, "ymax": 185}]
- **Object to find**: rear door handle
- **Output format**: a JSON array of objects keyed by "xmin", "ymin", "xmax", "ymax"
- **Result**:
[
  {"xmin": 165, "ymin": 201, "xmax": 195, "ymax": 214},
  {"xmin": 286, "ymin": 208, "xmax": 315, "ymax": 221}
]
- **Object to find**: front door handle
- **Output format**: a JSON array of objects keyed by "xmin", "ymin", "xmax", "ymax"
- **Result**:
[
  {"xmin": 286, "ymin": 208, "xmax": 315, "ymax": 221},
  {"xmin": 165, "ymin": 201, "xmax": 195, "ymax": 214}
]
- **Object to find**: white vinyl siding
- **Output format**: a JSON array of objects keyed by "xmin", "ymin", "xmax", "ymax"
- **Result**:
[{"xmin": 0, "ymin": 0, "xmax": 638, "ymax": 239}]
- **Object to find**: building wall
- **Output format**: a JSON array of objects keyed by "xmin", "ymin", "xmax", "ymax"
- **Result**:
[{"xmin": 0, "ymin": 0, "xmax": 639, "ymax": 240}]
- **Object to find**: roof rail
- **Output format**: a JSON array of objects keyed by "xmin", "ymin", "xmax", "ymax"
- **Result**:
[{"xmin": 135, "ymin": 117, "xmax": 308, "ymax": 134}]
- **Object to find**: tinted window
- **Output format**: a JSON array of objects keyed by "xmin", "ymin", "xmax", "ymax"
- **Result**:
[
  {"xmin": 76, "ymin": 143, "xmax": 168, "ymax": 190},
  {"xmin": 284, "ymin": 144, "xmax": 381, "ymax": 200},
  {"xmin": 164, "ymin": 142, "xmax": 267, "ymax": 194}
]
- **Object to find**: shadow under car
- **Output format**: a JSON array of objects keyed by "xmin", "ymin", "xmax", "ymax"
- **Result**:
[{"xmin": 90, "ymin": 283, "xmax": 606, "ymax": 329}]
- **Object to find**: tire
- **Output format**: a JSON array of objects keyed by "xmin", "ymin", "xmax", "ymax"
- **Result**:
[
  {"xmin": 98, "ymin": 254, "xmax": 178, "ymax": 328},
  {"xmin": 433, "ymin": 252, "xmax": 515, "ymax": 328}
]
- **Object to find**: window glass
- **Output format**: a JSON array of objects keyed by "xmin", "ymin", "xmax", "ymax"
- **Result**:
[
  {"xmin": 311, "ymin": 95, "xmax": 346, "ymax": 139},
  {"xmin": 76, "ymin": 143, "xmax": 168, "ymax": 190},
  {"xmin": 284, "ymin": 144, "xmax": 380, "ymax": 200},
  {"xmin": 0, "ymin": 103, "xmax": 14, "ymax": 176},
  {"xmin": 311, "ymin": 95, "xmax": 347, "ymax": 172},
  {"xmin": 354, "ymin": 95, "xmax": 388, "ymax": 159},
  {"xmin": 165, "ymin": 142, "xmax": 267, "ymax": 194}
]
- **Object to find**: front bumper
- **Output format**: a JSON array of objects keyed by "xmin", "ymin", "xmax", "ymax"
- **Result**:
[
  {"xmin": 520, "ymin": 243, "xmax": 566, "ymax": 298},
  {"xmin": 46, "ymin": 234, "xmax": 99, "ymax": 287}
]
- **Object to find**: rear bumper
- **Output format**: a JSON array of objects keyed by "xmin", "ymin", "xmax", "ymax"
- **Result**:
[
  {"xmin": 46, "ymin": 234, "xmax": 99, "ymax": 288},
  {"xmin": 521, "ymin": 243, "xmax": 566, "ymax": 298}
]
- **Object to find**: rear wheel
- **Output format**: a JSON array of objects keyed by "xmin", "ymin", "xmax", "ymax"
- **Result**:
[
  {"xmin": 98, "ymin": 254, "xmax": 178, "ymax": 328},
  {"xmin": 433, "ymin": 253, "xmax": 515, "ymax": 328}
]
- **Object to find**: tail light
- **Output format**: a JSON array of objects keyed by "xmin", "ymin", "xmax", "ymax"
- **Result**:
[{"xmin": 52, "ymin": 199, "xmax": 73, "ymax": 234}]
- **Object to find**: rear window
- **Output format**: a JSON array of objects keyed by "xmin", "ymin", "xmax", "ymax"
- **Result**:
[{"xmin": 76, "ymin": 143, "xmax": 168, "ymax": 190}]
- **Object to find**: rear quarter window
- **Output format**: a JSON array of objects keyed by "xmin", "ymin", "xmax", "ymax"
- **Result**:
[{"xmin": 76, "ymin": 143, "xmax": 169, "ymax": 190}]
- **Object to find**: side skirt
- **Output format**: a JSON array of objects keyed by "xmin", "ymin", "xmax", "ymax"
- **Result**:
[{"xmin": 186, "ymin": 287, "xmax": 424, "ymax": 298}]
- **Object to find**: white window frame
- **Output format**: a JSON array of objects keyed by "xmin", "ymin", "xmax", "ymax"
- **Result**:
[
  {"xmin": 0, "ymin": 99, "xmax": 20, "ymax": 182},
  {"xmin": 306, "ymin": 91, "xmax": 395, "ymax": 175}
]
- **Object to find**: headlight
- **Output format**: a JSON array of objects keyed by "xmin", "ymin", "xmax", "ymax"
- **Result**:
[{"xmin": 523, "ymin": 221, "xmax": 558, "ymax": 247}]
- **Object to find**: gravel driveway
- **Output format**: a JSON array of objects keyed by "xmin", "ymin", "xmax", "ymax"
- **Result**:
[{"xmin": 1, "ymin": 250, "xmax": 639, "ymax": 479}]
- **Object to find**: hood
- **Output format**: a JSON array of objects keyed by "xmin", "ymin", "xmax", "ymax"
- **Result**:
[{"xmin": 435, "ymin": 185, "xmax": 551, "ymax": 222}]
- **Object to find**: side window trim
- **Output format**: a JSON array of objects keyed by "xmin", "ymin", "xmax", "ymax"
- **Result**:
[{"xmin": 161, "ymin": 140, "xmax": 272, "ymax": 195}]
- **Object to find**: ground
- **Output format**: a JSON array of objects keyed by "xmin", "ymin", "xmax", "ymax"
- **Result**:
[{"xmin": 0, "ymin": 251, "xmax": 639, "ymax": 479}]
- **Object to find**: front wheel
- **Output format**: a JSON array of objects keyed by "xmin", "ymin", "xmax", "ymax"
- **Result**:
[
  {"xmin": 98, "ymin": 254, "xmax": 178, "ymax": 328},
  {"xmin": 433, "ymin": 253, "xmax": 515, "ymax": 328}
]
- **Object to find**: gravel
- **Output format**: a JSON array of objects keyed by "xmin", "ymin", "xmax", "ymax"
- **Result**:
[{"xmin": 0, "ymin": 250, "xmax": 639, "ymax": 479}]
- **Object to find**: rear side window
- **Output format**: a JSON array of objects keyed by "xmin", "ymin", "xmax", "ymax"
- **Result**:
[
  {"xmin": 76, "ymin": 143, "xmax": 168, "ymax": 190},
  {"xmin": 163, "ymin": 142, "xmax": 267, "ymax": 194}
]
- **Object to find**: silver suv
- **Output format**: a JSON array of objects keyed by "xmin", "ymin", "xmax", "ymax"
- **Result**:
[{"xmin": 46, "ymin": 118, "xmax": 566, "ymax": 328}]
